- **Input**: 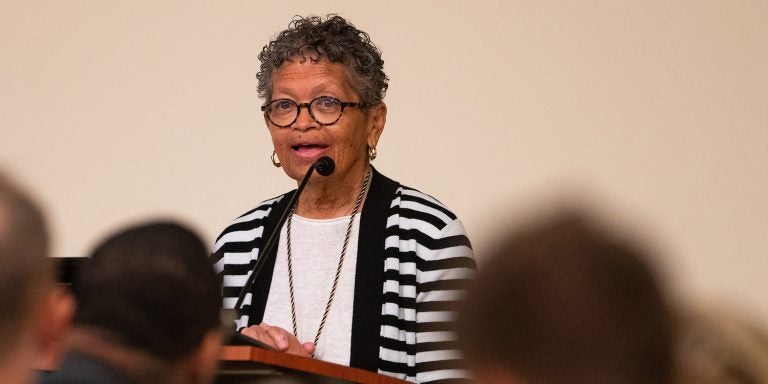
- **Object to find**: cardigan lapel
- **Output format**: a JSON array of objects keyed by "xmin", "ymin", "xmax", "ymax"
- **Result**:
[{"xmin": 349, "ymin": 167, "xmax": 399, "ymax": 372}]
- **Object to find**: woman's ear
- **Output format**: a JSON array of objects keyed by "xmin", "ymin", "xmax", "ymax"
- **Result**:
[{"xmin": 367, "ymin": 102, "xmax": 387, "ymax": 149}]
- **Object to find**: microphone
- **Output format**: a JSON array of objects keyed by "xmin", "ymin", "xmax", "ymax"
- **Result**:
[
  {"xmin": 314, "ymin": 155, "xmax": 335, "ymax": 176},
  {"xmin": 229, "ymin": 156, "xmax": 335, "ymax": 337}
]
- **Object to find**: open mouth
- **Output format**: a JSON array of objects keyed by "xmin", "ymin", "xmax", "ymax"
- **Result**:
[{"xmin": 291, "ymin": 143, "xmax": 329, "ymax": 157}]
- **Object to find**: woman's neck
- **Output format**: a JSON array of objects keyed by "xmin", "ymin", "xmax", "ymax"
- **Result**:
[{"xmin": 295, "ymin": 165, "xmax": 370, "ymax": 219}]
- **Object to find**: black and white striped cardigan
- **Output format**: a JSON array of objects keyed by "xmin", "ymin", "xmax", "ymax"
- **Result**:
[{"xmin": 212, "ymin": 168, "xmax": 476, "ymax": 383}]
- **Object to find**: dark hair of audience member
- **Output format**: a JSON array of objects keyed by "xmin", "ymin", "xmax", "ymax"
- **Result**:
[
  {"xmin": 0, "ymin": 171, "xmax": 52, "ymax": 360},
  {"xmin": 458, "ymin": 212, "xmax": 674, "ymax": 384},
  {"xmin": 72, "ymin": 221, "xmax": 222, "ymax": 361}
]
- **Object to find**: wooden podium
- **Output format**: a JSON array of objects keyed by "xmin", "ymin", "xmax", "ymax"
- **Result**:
[{"xmin": 218, "ymin": 346, "xmax": 411, "ymax": 384}]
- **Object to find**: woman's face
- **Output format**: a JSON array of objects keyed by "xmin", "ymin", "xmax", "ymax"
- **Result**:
[{"xmin": 266, "ymin": 59, "xmax": 386, "ymax": 184}]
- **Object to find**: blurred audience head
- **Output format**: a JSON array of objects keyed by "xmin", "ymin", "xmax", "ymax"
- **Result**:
[
  {"xmin": 66, "ymin": 221, "xmax": 223, "ymax": 383},
  {"xmin": 0, "ymin": 171, "xmax": 61, "ymax": 383},
  {"xmin": 458, "ymin": 209, "xmax": 674, "ymax": 384}
]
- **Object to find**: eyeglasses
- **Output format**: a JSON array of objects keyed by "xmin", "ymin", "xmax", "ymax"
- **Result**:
[{"xmin": 261, "ymin": 96, "xmax": 367, "ymax": 128}]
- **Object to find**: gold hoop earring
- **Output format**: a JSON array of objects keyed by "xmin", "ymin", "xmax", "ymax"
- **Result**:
[
  {"xmin": 271, "ymin": 151, "xmax": 281, "ymax": 168},
  {"xmin": 368, "ymin": 146, "xmax": 377, "ymax": 161}
]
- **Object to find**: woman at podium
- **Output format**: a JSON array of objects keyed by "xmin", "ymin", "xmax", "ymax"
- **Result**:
[{"xmin": 212, "ymin": 15, "xmax": 476, "ymax": 384}]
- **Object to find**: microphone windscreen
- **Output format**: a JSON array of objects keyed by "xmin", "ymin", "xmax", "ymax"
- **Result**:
[{"xmin": 314, "ymin": 156, "xmax": 335, "ymax": 176}]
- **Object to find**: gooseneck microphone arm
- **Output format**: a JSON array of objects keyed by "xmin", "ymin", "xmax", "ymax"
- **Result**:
[{"xmin": 232, "ymin": 156, "xmax": 336, "ymax": 319}]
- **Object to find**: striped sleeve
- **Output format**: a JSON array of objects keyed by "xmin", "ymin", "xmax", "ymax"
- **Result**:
[
  {"xmin": 211, "ymin": 196, "xmax": 282, "ymax": 329},
  {"xmin": 379, "ymin": 187, "xmax": 476, "ymax": 383}
]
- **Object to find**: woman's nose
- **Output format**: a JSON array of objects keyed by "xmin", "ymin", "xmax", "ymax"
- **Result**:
[{"xmin": 292, "ymin": 106, "xmax": 317, "ymax": 130}]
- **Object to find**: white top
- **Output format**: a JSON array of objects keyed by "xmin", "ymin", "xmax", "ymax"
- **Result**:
[{"xmin": 262, "ymin": 213, "xmax": 360, "ymax": 365}]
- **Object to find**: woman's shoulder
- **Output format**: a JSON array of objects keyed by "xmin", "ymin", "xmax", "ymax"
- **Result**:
[
  {"xmin": 392, "ymin": 183, "xmax": 459, "ymax": 224},
  {"xmin": 234, "ymin": 193, "xmax": 287, "ymax": 220},
  {"xmin": 374, "ymin": 169, "xmax": 458, "ymax": 219},
  {"xmin": 383, "ymin": 180, "xmax": 475, "ymax": 264},
  {"xmin": 213, "ymin": 192, "xmax": 289, "ymax": 243}
]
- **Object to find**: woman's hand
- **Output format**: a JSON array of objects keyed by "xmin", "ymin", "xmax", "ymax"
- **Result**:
[{"xmin": 240, "ymin": 323, "xmax": 316, "ymax": 357}]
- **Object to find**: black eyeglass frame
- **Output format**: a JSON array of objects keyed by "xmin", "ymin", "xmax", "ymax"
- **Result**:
[{"xmin": 261, "ymin": 96, "xmax": 368, "ymax": 128}]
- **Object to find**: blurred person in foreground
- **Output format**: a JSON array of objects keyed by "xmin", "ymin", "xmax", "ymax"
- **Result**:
[
  {"xmin": 212, "ymin": 15, "xmax": 475, "ymax": 383},
  {"xmin": 673, "ymin": 303, "xmax": 768, "ymax": 384},
  {"xmin": 457, "ymin": 210, "xmax": 674, "ymax": 384},
  {"xmin": 0, "ymin": 171, "xmax": 71, "ymax": 384},
  {"xmin": 40, "ymin": 221, "xmax": 223, "ymax": 384}
]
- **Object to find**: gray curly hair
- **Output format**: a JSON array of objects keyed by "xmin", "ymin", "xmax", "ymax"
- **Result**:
[{"xmin": 257, "ymin": 15, "xmax": 389, "ymax": 107}]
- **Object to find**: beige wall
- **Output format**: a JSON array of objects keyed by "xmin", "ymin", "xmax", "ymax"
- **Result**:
[{"xmin": 2, "ymin": 1, "xmax": 767, "ymax": 322}]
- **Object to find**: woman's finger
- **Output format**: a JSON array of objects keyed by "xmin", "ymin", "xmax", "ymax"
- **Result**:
[
  {"xmin": 264, "ymin": 326, "xmax": 292, "ymax": 351},
  {"xmin": 240, "ymin": 325, "xmax": 277, "ymax": 349}
]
